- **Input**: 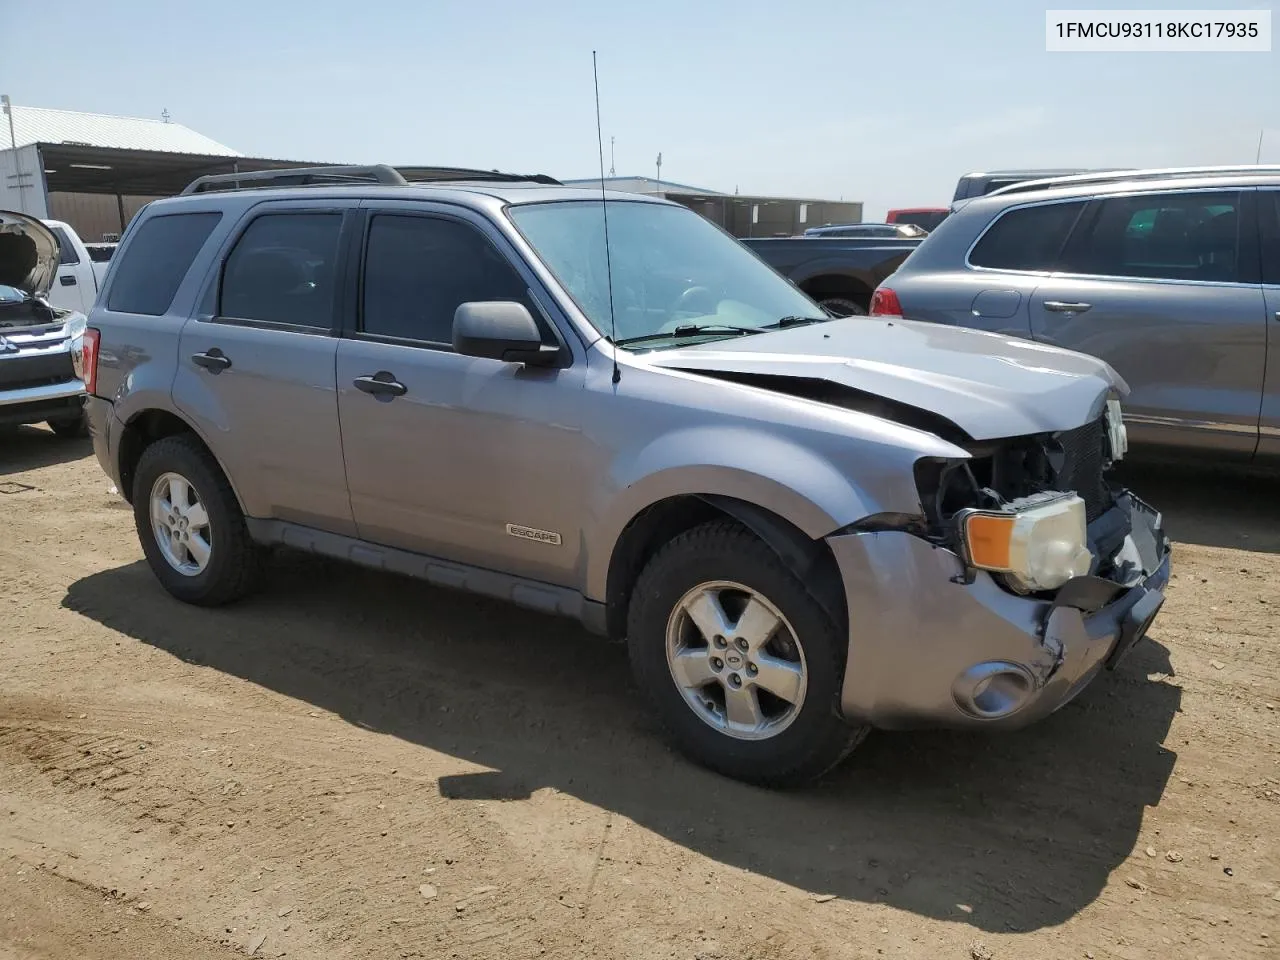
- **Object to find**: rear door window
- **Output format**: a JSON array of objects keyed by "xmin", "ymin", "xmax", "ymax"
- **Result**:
[
  {"xmin": 50, "ymin": 227, "xmax": 80, "ymax": 265},
  {"xmin": 219, "ymin": 212, "xmax": 344, "ymax": 328},
  {"xmin": 106, "ymin": 211, "xmax": 223, "ymax": 316},
  {"xmin": 1058, "ymin": 190, "xmax": 1244, "ymax": 283},
  {"xmin": 967, "ymin": 201, "xmax": 1086, "ymax": 272}
]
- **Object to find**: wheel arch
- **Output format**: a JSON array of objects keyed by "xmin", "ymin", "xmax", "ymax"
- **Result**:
[
  {"xmin": 117, "ymin": 407, "xmax": 247, "ymax": 514},
  {"xmin": 601, "ymin": 493, "xmax": 847, "ymax": 643}
]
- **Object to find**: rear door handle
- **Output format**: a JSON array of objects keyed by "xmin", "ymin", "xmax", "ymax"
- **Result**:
[
  {"xmin": 191, "ymin": 348, "xmax": 232, "ymax": 373},
  {"xmin": 353, "ymin": 372, "xmax": 407, "ymax": 398},
  {"xmin": 1043, "ymin": 300, "xmax": 1092, "ymax": 313}
]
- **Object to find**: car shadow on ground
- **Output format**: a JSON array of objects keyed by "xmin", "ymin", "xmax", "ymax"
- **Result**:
[
  {"xmin": 0, "ymin": 426, "xmax": 92, "ymax": 477},
  {"xmin": 1116, "ymin": 460, "xmax": 1280, "ymax": 554},
  {"xmin": 64, "ymin": 550, "xmax": 1180, "ymax": 935}
]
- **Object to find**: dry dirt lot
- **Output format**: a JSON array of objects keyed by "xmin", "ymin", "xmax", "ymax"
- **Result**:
[{"xmin": 1, "ymin": 427, "xmax": 1277, "ymax": 960}]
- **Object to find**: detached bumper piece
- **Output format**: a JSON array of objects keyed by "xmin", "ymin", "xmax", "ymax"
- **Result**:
[{"xmin": 829, "ymin": 490, "xmax": 1171, "ymax": 731}]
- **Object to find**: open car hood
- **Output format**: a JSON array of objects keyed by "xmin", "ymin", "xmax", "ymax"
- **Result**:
[
  {"xmin": 638, "ymin": 316, "xmax": 1128, "ymax": 442},
  {"xmin": 0, "ymin": 210, "xmax": 58, "ymax": 298}
]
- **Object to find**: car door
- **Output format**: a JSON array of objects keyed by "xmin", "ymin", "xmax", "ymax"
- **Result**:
[
  {"xmin": 46, "ymin": 224, "xmax": 96, "ymax": 314},
  {"xmin": 335, "ymin": 201, "xmax": 587, "ymax": 587},
  {"xmin": 925, "ymin": 198, "xmax": 1091, "ymax": 336},
  {"xmin": 1258, "ymin": 186, "xmax": 1280, "ymax": 459},
  {"xmin": 1027, "ymin": 188, "xmax": 1267, "ymax": 458},
  {"xmin": 171, "ymin": 200, "xmax": 358, "ymax": 536}
]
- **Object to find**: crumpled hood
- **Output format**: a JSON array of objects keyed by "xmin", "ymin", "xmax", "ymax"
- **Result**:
[
  {"xmin": 639, "ymin": 316, "xmax": 1128, "ymax": 441},
  {"xmin": 0, "ymin": 210, "xmax": 58, "ymax": 298}
]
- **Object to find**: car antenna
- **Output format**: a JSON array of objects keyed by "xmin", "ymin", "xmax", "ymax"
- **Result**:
[{"xmin": 592, "ymin": 50, "xmax": 621, "ymax": 385}]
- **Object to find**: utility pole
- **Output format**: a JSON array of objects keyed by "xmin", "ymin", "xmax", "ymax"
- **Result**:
[
  {"xmin": 655, "ymin": 152, "xmax": 662, "ymax": 193},
  {"xmin": 161, "ymin": 107, "xmax": 171, "ymax": 123},
  {"xmin": 609, "ymin": 136, "xmax": 615, "ymax": 176}
]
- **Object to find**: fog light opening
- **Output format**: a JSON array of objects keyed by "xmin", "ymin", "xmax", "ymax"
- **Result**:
[{"xmin": 953, "ymin": 662, "xmax": 1036, "ymax": 720}]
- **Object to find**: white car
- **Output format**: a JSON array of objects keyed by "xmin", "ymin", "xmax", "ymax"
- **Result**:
[
  {"xmin": 0, "ymin": 210, "xmax": 89, "ymax": 437},
  {"xmin": 40, "ymin": 218, "xmax": 100, "ymax": 316}
]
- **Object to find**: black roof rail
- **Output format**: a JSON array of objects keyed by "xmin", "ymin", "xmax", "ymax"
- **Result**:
[
  {"xmin": 181, "ymin": 164, "xmax": 409, "ymax": 195},
  {"xmin": 180, "ymin": 164, "xmax": 564, "ymax": 195},
  {"xmin": 987, "ymin": 164, "xmax": 1280, "ymax": 199},
  {"xmin": 397, "ymin": 166, "xmax": 564, "ymax": 186}
]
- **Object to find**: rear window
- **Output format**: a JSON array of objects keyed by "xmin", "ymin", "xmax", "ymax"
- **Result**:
[
  {"xmin": 106, "ymin": 212, "xmax": 223, "ymax": 316},
  {"xmin": 968, "ymin": 201, "xmax": 1086, "ymax": 272},
  {"xmin": 50, "ymin": 227, "xmax": 79, "ymax": 265}
]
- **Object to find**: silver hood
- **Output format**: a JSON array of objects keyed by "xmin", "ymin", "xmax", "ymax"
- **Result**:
[
  {"xmin": 0, "ymin": 210, "xmax": 59, "ymax": 298},
  {"xmin": 640, "ymin": 316, "xmax": 1128, "ymax": 442}
]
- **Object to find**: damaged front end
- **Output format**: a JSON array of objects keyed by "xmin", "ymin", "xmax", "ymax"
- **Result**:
[{"xmin": 829, "ymin": 396, "xmax": 1172, "ymax": 731}]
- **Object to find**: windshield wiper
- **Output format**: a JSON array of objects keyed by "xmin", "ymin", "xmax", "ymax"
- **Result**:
[
  {"xmin": 763, "ymin": 315, "xmax": 832, "ymax": 329},
  {"xmin": 614, "ymin": 323, "xmax": 766, "ymax": 346}
]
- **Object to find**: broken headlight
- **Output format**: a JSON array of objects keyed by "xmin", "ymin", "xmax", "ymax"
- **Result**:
[{"xmin": 955, "ymin": 491, "xmax": 1093, "ymax": 594}]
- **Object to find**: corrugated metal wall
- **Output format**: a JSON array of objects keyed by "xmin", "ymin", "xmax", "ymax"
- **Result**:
[
  {"xmin": 0, "ymin": 145, "xmax": 48, "ymax": 217},
  {"xmin": 45, "ymin": 192, "xmax": 161, "ymax": 241}
]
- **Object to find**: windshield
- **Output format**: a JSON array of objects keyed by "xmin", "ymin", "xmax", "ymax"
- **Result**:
[{"xmin": 506, "ymin": 200, "xmax": 827, "ymax": 349}]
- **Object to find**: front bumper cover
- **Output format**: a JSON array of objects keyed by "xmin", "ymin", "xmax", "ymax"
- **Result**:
[{"xmin": 829, "ymin": 491, "xmax": 1171, "ymax": 730}]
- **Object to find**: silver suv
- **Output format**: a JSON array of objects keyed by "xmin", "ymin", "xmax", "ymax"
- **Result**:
[
  {"xmin": 82, "ymin": 164, "xmax": 1171, "ymax": 787},
  {"xmin": 871, "ymin": 165, "xmax": 1280, "ymax": 463}
]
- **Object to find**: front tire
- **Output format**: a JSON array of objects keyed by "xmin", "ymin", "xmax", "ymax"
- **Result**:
[
  {"xmin": 131, "ymin": 434, "xmax": 265, "ymax": 606},
  {"xmin": 627, "ymin": 520, "xmax": 867, "ymax": 786}
]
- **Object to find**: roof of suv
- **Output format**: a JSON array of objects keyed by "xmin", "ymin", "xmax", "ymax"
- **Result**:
[
  {"xmin": 156, "ymin": 163, "xmax": 672, "ymax": 211},
  {"xmin": 953, "ymin": 164, "xmax": 1280, "ymax": 217}
]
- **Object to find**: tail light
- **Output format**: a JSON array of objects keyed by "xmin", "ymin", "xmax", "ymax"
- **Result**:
[
  {"xmin": 869, "ymin": 287, "xmax": 903, "ymax": 316},
  {"xmin": 73, "ymin": 326, "xmax": 101, "ymax": 395}
]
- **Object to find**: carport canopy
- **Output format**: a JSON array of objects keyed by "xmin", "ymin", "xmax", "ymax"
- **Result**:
[{"xmin": 38, "ymin": 143, "xmax": 344, "ymax": 197}]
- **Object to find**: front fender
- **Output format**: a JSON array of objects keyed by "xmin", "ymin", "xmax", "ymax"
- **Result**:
[{"xmin": 583, "ymin": 425, "xmax": 902, "ymax": 602}]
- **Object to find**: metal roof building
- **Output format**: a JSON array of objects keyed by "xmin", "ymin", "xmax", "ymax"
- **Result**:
[
  {"xmin": 1, "ymin": 100, "xmax": 326, "ymax": 240},
  {"xmin": 560, "ymin": 174, "xmax": 863, "ymax": 238}
]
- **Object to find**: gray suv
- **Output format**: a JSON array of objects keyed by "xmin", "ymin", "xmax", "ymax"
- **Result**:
[
  {"xmin": 872, "ymin": 166, "xmax": 1280, "ymax": 463},
  {"xmin": 82, "ymin": 164, "xmax": 1170, "ymax": 787}
]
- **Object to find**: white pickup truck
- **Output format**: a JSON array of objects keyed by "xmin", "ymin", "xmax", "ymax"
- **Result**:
[
  {"xmin": 0, "ymin": 210, "xmax": 90, "ymax": 437},
  {"xmin": 41, "ymin": 218, "xmax": 102, "ymax": 315}
]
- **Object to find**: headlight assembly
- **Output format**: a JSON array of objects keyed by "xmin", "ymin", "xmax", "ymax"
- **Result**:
[{"xmin": 956, "ymin": 492, "xmax": 1093, "ymax": 593}]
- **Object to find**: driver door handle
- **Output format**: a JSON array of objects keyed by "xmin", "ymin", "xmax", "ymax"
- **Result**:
[
  {"xmin": 353, "ymin": 373, "xmax": 407, "ymax": 398},
  {"xmin": 1043, "ymin": 300, "xmax": 1092, "ymax": 314}
]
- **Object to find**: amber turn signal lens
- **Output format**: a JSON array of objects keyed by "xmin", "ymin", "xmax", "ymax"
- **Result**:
[{"xmin": 963, "ymin": 513, "xmax": 1015, "ymax": 571}]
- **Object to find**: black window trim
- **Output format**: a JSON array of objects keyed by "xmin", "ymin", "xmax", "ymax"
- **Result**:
[
  {"xmin": 346, "ymin": 204, "xmax": 571, "ymax": 366},
  {"xmin": 1257, "ymin": 186, "xmax": 1280, "ymax": 288},
  {"xmin": 963, "ymin": 195, "xmax": 1088, "ymax": 276},
  {"xmin": 968, "ymin": 186, "xmax": 1263, "ymax": 288},
  {"xmin": 198, "ymin": 203, "xmax": 357, "ymax": 337}
]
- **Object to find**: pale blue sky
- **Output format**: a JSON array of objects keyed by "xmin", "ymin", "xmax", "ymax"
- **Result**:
[{"xmin": 5, "ymin": 0, "xmax": 1278, "ymax": 216}]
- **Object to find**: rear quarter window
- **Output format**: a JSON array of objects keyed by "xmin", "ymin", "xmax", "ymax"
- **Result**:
[
  {"xmin": 967, "ymin": 201, "xmax": 1087, "ymax": 272},
  {"xmin": 106, "ymin": 212, "xmax": 223, "ymax": 316},
  {"xmin": 51, "ymin": 227, "xmax": 80, "ymax": 265}
]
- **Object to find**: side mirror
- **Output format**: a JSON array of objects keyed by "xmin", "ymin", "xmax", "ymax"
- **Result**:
[{"xmin": 452, "ymin": 301, "xmax": 559, "ymax": 366}]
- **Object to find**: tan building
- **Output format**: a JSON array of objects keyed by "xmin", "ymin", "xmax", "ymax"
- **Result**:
[{"xmin": 560, "ymin": 176, "xmax": 864, "ymax": 238}]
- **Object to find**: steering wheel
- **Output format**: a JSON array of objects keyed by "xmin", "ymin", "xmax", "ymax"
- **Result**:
[{"xmin": 671, "ymin": 285, "xmax": 717, "ymax": 316}]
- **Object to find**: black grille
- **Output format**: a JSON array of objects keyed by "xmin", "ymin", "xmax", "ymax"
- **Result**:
[
  {"xmin": 0, "ymin": 352, "xmax": 76, "ymax": 391},
  {"xmin": 1054, "ymin": 417, "xmax": 1111, "ymax": 522}
]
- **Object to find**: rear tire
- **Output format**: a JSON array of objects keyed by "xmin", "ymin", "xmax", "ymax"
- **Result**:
[
  {"xmin": 131, "ymin": 434, "xmax": 265, "ymax": 606},
  {"xmin": 626, "ymin": 519, "xmax": 867, "ymax": 786},
  {"xmin": 817, "ymin": 296, "xmax": 868, "ymax": 318}
]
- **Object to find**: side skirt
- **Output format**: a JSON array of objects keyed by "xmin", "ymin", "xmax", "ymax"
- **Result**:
[{"xmin": 244, "ymin": 518, "xmax": 609, "ymax": 636}]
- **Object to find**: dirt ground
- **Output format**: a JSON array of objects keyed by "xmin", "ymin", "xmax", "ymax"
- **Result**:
[{"xmin": 1, "ymin": 427, "xmax": 1277, "ymax": 960}]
